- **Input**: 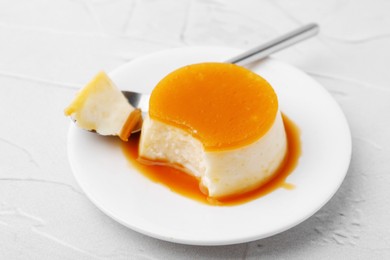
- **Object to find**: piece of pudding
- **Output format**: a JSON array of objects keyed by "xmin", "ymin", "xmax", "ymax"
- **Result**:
[
  {"xmin": 64, "ymin": 71, "xmax": 142, "ymax": 141},
  {"xmin": 139, "ymin": 62, "xmax": 287, "ymax": 199}
]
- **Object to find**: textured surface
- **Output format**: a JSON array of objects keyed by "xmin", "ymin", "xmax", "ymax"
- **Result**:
[{"xmin": 1, "ymin": 0, "xmax": 389, "ymax": 259}]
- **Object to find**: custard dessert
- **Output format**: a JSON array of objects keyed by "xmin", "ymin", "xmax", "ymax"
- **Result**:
[
  {"xmin": 139, "ymin": 63, "xmax": 287, "ymax": 199},
  {"xmin": 64, "ymin": 71, "xmax": 142, "ymax": 141}
]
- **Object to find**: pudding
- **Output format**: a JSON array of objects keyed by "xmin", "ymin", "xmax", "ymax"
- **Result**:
[
  {"xmin": 64, "ymin": 71, "xmax": 142, "ymax": 141},
  {"xmin": 139, "ymin": 63, "xmax": 287, "ymax": 199}
]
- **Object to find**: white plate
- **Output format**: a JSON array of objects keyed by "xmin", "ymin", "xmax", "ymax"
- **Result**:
[{"xmin": 67, "ymin": 47, "xmax": 352, "ymax": 245}]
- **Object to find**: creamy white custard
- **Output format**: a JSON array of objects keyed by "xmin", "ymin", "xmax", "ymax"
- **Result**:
[
  {"xmin": 65, "ymin": 71, "xmax": 141, "ymax": 141},
  {"xmin": 139, "ymin": 112, "xmax": 287, "ymax": 198}
]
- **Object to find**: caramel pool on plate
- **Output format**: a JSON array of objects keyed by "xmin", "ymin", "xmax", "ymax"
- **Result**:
[{"xmin": 122, "ymin": 113, "xmax": 300, "ymax": 206}]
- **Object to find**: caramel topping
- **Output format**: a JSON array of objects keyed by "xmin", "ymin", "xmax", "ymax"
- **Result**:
[
  {"xmin": 119, "ymin": 108, "xmax": 142, "ymax": 141},
  {"xmin": 149, "ymin": 63, "xmax": 278, "ymax": 151}
]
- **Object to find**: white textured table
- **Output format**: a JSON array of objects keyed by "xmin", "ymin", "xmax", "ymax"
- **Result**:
[{"xmin": 1, "ymin": 0, "xmax": 389, "ymax": 259}]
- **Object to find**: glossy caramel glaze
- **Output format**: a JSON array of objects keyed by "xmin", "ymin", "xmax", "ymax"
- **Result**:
[{"xmin": 149, "ymin": 63, "xmax": 278, "ymax": 151}]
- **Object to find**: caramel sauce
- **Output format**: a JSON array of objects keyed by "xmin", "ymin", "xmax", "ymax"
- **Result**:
[
  {"xmin": 149, "ymin": 63, "xmax": 278, "ymax": 151},
  {"xmin": 121, "ymin": 114, "xmax": 301, "ymax": 206}
]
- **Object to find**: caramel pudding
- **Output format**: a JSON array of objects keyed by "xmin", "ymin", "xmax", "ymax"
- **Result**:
[
  {"xmin": 138, "ymin": 62, "xmax": 288, "ymax": 199},
  {"xmin": 64, "ymin": 72, "xmax": 142, "ymax": 141}
]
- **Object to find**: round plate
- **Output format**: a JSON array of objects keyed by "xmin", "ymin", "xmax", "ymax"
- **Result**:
[{"xmin": 67, "ymin": 47, "xmax": 352, "ymax": 245}]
